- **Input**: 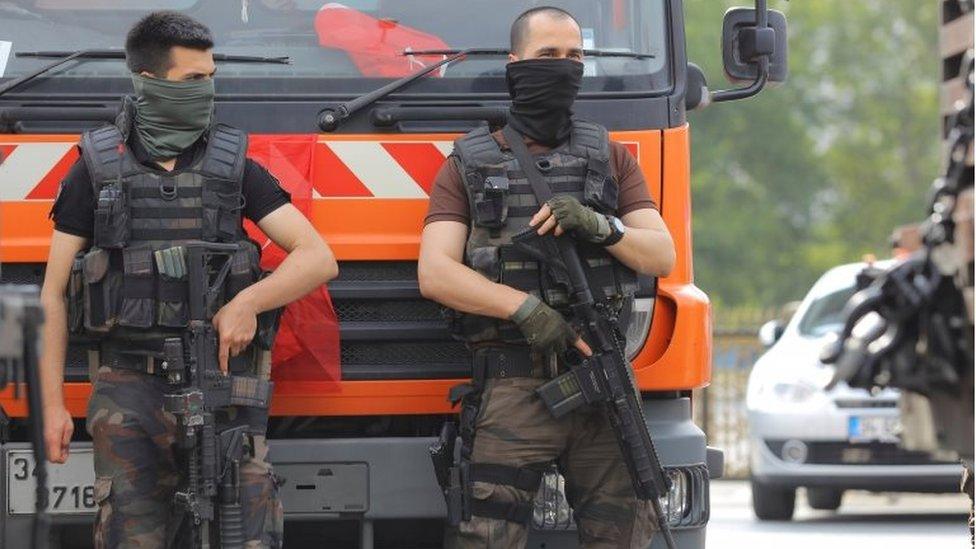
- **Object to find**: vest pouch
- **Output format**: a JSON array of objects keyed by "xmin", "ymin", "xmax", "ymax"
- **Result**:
[
  {"xmin": 83, "ymin": 248, "xmax": 120, "ymax": 332},
  {"xmin": 155, "ymin": 246, "xmax": 189, "ymax": 328},
  {"xmin": 118, "ymin": 246, "xmax": 155, "ymax": 328},
  {"xmin": 67, "ymin": 253, "xmax": 85, "ymax": 334},
  {"xmin": 202, "ymin": 188, "xmax": 243, "ymax": 242},
  {"xmin": 93, "ymin": 182, "xmax": 129, "ymax": 248},
  {"xmin": 471, "ymin": 175, "xmax": 509, "ymax": 229},
  {"xmin": 583, "ymin": 165, "xmax": 618, "ymax": 215},
  {"xmin": 466, "ymin": 246, "xmax": 501, "ymax": 282}
]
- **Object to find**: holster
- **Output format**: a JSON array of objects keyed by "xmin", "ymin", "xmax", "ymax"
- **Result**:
[{"xmin": 428, "ymin": 421, "xmax": 470, "ymax": 526}]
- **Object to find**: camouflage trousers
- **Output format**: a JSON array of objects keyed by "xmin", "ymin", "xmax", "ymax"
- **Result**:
[
  {"xmin": 86, "ymin": 367, "xmax": 283, "ymax": 548},
  {"xmin": 446, "ymin": 376, "xmax": 657, "ymax": 549}
]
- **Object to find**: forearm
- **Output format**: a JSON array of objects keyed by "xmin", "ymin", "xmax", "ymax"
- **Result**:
[
  {"xmin": 235, "ymin": 240, "xmax": 336, "ymax": 314},
  {"xmin": 38, "ymin": 294, "xmax": 68, "ymax": 408},
  {"xmin": 605, "ymin": 226, "xmax": 675, "ymax": 276},
  {"xmin": 419, "ymin": 255, "xmax": 527, "ymax": 320}
]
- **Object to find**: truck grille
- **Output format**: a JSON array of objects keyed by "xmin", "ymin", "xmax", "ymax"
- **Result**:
[{"xmin": 2, "ymin": 261, "xmax": 472, "ymax": 381}]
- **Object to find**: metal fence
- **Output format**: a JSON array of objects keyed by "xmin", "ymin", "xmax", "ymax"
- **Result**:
[{"xmin": 693, "ymin": 307, "xmax": 779, "ymax": 479}]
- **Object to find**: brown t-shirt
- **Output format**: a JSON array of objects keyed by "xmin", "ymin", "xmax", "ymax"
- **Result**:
[{"xmin": 424, "ymin": 130, "xmax": 657, "ymax": 225}]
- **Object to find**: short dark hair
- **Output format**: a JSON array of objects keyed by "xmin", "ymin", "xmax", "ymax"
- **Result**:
[
  {"xmin": 125, "ymin": 11, "xmax": 214, "ymax": 75},
  {"xmin": 510, "ymin": 6, "xmax": 581, "ymax": 56}
]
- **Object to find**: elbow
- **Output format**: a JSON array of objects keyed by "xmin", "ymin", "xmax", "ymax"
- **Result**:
[
  {"xmin": 417, "ymin": 258, "xmax": 441, "ymax": 302},
  {"xmin": 319, "ymin": 250, "xmax": 338, "ymax": 283}
]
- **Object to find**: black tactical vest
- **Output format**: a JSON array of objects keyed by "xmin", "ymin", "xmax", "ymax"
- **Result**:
[
  {"xmin": 67, "ymin": 100, "xmax": 265, "ymax": 353},
  {"xmin": 451, "ymin": 121, "xmax": 639, "ymax": 344}
]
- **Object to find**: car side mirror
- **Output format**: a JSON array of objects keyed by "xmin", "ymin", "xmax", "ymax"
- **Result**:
[
  {"xmin": 758, "ymin": 319, "xmax": 785, "ymax": 348},
  {"xmin": 711, "ymin": 3, "xmax": 788, "ymax": 103}
]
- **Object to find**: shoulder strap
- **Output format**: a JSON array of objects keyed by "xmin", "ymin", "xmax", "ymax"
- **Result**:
[
  {"xmin": 199, "ymin": 124, "xmax": 248, "ymax": 182},
  {"xmin": 570, "ymin": 120, "xmax": 610, "ymax": 161},
  {"xmin": 80, "ymin": 124, "xmax": 125, "ymax": 194},
  {"xmin": 453, "ymin": 126, "xmax": 506, "ymax": 170}
]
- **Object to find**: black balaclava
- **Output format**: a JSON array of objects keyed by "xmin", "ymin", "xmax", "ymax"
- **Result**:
[{"xmin": 505, "ymin": 58, "xmax": 584, "ymax": 146}]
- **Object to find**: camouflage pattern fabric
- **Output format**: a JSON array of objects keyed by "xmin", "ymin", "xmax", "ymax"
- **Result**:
[
  {"xmin": 86, "ymin": 366, "xmax": 283, "ymax": 548},
  {"xmin": 446, "ymin": 375, "xmax": 657, "ymax": 549}
]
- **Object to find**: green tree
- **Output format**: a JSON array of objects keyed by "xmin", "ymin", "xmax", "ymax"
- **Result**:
[{"xmin": 684, "ymin": 0, "xmax": 940, "ymax": 308}]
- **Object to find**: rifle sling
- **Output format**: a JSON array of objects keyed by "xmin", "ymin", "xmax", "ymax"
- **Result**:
[{"xmin": 502, "ymin": 125, "xmax": 556, "ymax": 203}]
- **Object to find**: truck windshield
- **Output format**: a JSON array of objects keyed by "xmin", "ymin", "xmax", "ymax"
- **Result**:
[{"xmin": 0, "ymin": 0, "xmax": 670, "ymax": 97}]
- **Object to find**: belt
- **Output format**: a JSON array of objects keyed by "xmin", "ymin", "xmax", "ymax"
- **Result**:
[
  {"xmin": 472, "ymin": 346, "xmax": 544, "ymax": 379},
  {"xmin": 100, "ymin": 344, "xmax": 169, "ymax": 376}
]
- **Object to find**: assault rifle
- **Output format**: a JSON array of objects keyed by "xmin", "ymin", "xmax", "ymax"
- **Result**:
[
  {"xmin": 501, "ymin": 123, "xmax": 676, "ymax": 548},
  {"xmin": 160, "ymin": 242, "xmax": 250, "ymax": 549},
  {"xmin": 512, "ymin": 228, "xmax": 677, "ymax": 548},
  {"xmin": 0, "ymin": 286, "xmax": 48, "ymax": 549}
]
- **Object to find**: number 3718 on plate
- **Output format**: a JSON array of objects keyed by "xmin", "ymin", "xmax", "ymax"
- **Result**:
[{"xmin": 5, "ymin": 448, "xmax": 97, "ymax": 515}]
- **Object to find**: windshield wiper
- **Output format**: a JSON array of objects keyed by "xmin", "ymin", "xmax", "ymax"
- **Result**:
[
  {"xmin": 318, "ymin": 47, "xmax": 655, "ymax": 132},
  {"xmin": 0, "ymin": 49, "xmax": 290, "ymax": 98}
]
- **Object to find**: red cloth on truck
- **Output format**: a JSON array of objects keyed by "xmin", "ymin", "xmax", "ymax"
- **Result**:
[
  {"xmin": 315, "ymin": 3, "xmax": 450, "ymax": 77},
  {"xmin": 245, "ymin": 135, "xmax": 340, "ymax": 387}
]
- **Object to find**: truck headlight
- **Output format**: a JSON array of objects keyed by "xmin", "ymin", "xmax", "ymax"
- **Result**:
[
  {"xmin": 624, "ymin": 297, "xmax": 655, "ymax": 359},
  {"xmin": 533, "ymin": 464, "xmax": 710, "ymax": 530}
]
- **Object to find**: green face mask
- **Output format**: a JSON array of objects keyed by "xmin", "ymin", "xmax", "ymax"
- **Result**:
[{"xmin": 130, "ymin": 73, "xmax": 215, "ymax": 160}]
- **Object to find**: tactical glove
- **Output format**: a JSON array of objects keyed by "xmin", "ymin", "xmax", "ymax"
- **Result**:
[
  {"xmin": 547, "ymin": 195, "xmax": 611, "ymax": 243},
  {"xmin": 510, "ymin": 294, "xmax": 577, "ymax": 357}
]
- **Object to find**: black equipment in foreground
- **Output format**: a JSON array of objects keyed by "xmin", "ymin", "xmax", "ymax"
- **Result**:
[
  {"xmin": 502, "ymin": 126, "xmax": 677, "ymax": 549},
  {"xmin": 0, "ymin": 285, "xmax": 48, "ymax": 549},
  {"xmin": 161, "ymin": 242, "xmax": 271, "ymax": 549}
]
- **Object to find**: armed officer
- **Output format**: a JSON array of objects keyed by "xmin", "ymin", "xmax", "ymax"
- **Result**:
[
  {"xmin": 419, "ymin": 6, "xmax": 676, "ymax": 548},
  {"xmin": 38, "ymin": 11, "xmax": 337, "ymax": 548}
]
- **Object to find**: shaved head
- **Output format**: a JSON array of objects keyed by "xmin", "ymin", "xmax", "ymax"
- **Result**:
[{"xmin": 510, "ymin": 7, "xmax": 582, "ymax": 58}]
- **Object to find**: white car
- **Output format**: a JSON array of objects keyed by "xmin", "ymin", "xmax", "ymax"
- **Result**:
[{"xmin": 746, "ymin": 261, "xmax": 963, "ymax": 520}]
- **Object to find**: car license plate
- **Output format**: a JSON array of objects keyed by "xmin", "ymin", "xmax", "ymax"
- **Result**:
[
  {"xmin": 6, "ymin": 449, "xmax": 96, "ymax": 515},
  {"xmin": 848, "ymin": 415, "xmax": 900, "ymax": 443}
]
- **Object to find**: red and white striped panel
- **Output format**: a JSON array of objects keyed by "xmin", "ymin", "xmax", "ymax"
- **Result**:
[{"xmin": 0, "ymin": 138, "xmax": 638, "ymax": 201}]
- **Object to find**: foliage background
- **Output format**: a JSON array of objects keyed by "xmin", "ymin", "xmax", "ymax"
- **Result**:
[{"xmin": 684, "ymin": 0, "xmax": 940, "ymax": 308}]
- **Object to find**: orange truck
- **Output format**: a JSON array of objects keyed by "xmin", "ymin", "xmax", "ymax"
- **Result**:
[{"xmin": 0, "ymin": 1, "xmax": 786, "ymax": 547}]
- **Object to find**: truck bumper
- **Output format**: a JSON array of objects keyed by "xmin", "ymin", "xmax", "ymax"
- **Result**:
[{"xmin": 1, "ymin": 397, "xmax": 713, "ymax": 548}]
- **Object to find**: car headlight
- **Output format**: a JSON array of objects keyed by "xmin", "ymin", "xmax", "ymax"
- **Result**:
[
  {"xmin": 625, "ymin": 297, "xmax": 654, "ymax": 359},
  {"xmin": 770, "ymin": 380, "xmax": 819, "ymax": 403}
]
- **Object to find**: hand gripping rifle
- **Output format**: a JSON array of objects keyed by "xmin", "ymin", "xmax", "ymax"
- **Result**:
[
  {"xmin": 160, "ymin": 242, "xmax": 257, "ymax": 549},
  {"xmin": 502, "ymin": 126, "xmax": 677, "ymax": 548},
  {"xmin": 0, "ymin": 286, "xmax": 48, "ymax": 549}
]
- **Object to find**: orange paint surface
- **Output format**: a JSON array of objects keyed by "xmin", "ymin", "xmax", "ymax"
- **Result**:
[{"xmin": 0, "ymin": 127, "xmax": 709, "ymax": 418}]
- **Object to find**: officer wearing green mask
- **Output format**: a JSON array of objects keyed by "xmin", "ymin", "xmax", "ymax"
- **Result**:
[
  {"xmin": 419, "ymin": 6, "xmax": 676, "ymax": 548},
  {"xmin": 39, "ymin": 11, "xmax": 337, "ymax": 548}
]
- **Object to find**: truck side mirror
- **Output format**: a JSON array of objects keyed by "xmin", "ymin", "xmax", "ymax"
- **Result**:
[
  {"xmin": 685, "ymin": 63, "xmax": 709, "ymax": 111},
  {"xmin": 722, "ymin": 8, "xmax": 788, "ymax": 84},
  {"xmin": 710, "ymin": 2, "xmax": 788, "ymax": 103}
]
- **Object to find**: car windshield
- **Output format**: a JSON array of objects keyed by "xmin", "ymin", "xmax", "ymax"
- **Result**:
[
  {"xmin": 0, "ymin": 0, "xmax": 670, "ymax": 97},
  {"xmin": 797, "ymin": 285, "xmax": 858, "ymax": 338}
]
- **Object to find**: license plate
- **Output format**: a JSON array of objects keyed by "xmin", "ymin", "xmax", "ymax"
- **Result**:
[
  {"xmin": 6, "ymin": 449, "xmax": 97, "ymax": 515},
  {"xmin": 848, "ymin": 415, "xmax": 900, "ymax": 443}
]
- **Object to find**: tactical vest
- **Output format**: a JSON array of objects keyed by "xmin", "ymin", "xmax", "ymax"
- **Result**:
[
  {"xmin": 451, "ymin": 121, "xmax": 638, "ymax": 344},
  {"xmin": 66, "ymin": 101, "xmax": 268, "ymax": 356}
]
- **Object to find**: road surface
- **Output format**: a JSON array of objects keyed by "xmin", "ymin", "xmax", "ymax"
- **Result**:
[{"xmin": 708, "ymin": 480, "xmax": 972, "ymax": 548}]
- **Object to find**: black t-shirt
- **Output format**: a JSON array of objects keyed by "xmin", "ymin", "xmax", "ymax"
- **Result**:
[{"xmin": 51, "ymin": 132, "xmax": 291, "ymax": 239}]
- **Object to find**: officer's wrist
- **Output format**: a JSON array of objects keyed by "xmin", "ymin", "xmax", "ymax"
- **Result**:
[{"xmin": 509, "ymin": 294, "xmax": 541, "ymax": 325}]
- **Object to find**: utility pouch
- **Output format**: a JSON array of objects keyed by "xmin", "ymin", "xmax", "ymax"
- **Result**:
[
  {"xmin": 67, "ymin": 252, "xmax": 85, "ymax": 334},
  {"xmin": 471, "ymin": 174, "xmax": 510, "ymax": 229},
  {"xmin": 428, "ymin": 422, "xmax": 469, "ymax": 526},
  {"xmin": 155, "ymin": 246, "xmax": 189, "ymax": 328},
  {"xmin": 82, "ymin": 247, "xmax": 120, "ymax": 332},
  {"xmin": 93, "ymin": 182, "xmax": 129, "ymax": 248},
  {"xmin": 583, "ymin": 161, "xmax": 618, "ymax": 214},
  {"xmin": 202, "ymin": 185, "xmax": 243, "ymax": 242},
  {"xmin": 118, "ymin": 246, "xmax": 156, "ymax": 328},
  {"xmin": 467, "ymin": 246, "xmax": 501, "ymax": 282}
]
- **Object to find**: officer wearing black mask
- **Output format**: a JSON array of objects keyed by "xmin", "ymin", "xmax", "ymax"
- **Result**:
[{"xmin": 420, "ymin": 6, "xmax": 675, "ymax": 548}]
